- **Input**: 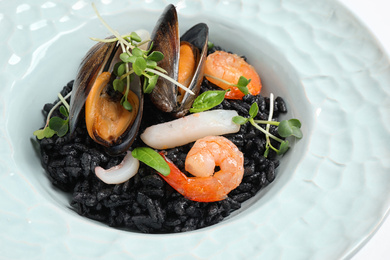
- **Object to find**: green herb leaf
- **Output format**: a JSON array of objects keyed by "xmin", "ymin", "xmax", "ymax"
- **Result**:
[
  {"xmin": 278, "ymin": 119, "xmax": 303, "ymax": 138},
  {"xmin": 277, "ymin": 140, "xmax": 290, "ymax": 155},
  {"xmin": 232, "ymin": 116, "xmax": 248, "ymax": 125},
  {"xmin": 59, "ymin": 105, "xmax": 69, "ymax": 117},
  {"xmin": 146, "ymin": 59, "xmax": 157, "ymax": 69},
  {"xmin": 119, "ymin": 52, "xmax": 135, "ymax": 63},
  {"xmin": 132, "ymin": 47, "xmax": 144, "ymax": 57},
  {"xmin": 132, "ymin": 147, "xmax": 170, "ymax": 176},
  {"xmin": 208, "ymin": 41, "xmax": 214, "ymax": 50},
  {"xmin": 49, "ymin": 117, "xmax": 69, "ymax": 137},
  {"xmin": 189, "ymin": 90, "xmax": 228, "ymax": 113},
  {"xmin": 117, "ymin": 63, "xmax": 126, "ymax": 76},
  {"xmin": 236, "ymin": 76, "xmax": 250, "ymax": 95},
  {"xmin": 249, "ymin": 102, "xmax": 258, "ymax": 118},
  {"xmin": 130, "ymin": 31, "xmax": 141, "ymax": 42},
  {"xmin": 143, "ymin": 74, "xmax": 159, "ymax": 94},
  {"xmin": 113, "ymin": 78, "xmax": 125, "ymax": 92},
  {"xmin": 121, "ymin": 99, "xmax": 133, "ymax": 111},
  {"xmin": 133, "ymin": 57, "xmax": 146, "ymax": 76},
  {"xmin": 33, "ymin": 127, "xmax": 56, "ymax": 140},
  {"xmin": 148, "ymin": 51, "xmax": 164, "ymax": 62}
]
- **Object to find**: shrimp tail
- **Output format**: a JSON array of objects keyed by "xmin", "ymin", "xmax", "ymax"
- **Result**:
[{"xmin": 158, "ymin": 153, "xmax": 227, "ymax": 202}]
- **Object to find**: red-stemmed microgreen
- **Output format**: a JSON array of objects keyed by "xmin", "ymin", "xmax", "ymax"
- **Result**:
[{"xmin": 232, "ymin": 93, "xmax": 302, "ymax": 157}]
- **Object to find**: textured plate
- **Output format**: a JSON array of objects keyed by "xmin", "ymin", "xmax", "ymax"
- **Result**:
[{"xmin": 1, "ymin": 0, "xmax": 390, "ymax": 259}]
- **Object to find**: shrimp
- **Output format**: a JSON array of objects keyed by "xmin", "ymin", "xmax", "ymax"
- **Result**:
[
  {"xmin": 204, "ymin": 51, "xmax": 262, "ymax": 99},
  {"xmin": 158, "ymin": 136, "xmax": 244, "ymax": 202}
]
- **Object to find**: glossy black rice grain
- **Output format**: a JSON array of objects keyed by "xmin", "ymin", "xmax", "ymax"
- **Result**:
[{"xmin": 36, "ymin": 79, "xmax": 287, "ymax": 233}]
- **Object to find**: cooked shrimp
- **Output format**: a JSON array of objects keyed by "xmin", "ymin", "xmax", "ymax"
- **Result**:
[
  {"xmin": 159, "ymin": 136, "xmax": 244, "ymax": 202},
  {"xmin": 204, "ymin": 51, "xmax": 262, "ymax": 99}
]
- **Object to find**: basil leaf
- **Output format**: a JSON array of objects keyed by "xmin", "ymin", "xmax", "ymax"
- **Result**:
[
  {"xmin": 132, "ymin": 147, "xmax": 170, "ymax": 176},
  {"xmin": 189, "ymin": 90, "xmax": 227, "ymax": 113}
]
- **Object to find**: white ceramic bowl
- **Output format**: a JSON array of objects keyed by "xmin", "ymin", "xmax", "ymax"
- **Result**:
[{"xmin": 1, "ymin": 0, "xmax": 390, "ymax": 259}]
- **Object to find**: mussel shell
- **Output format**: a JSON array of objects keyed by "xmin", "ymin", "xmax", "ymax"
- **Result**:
[
  {"xmin": 149, "ymin": 4, "xmax": 209, "ymax": 117},
  {"xmin": 69, "ymin": 39, "xmax": 144, "ymax": 156},
  {"xmin": 175, "ymin": 23, "xmax": 208, "ymax": 118},
  {"xmin": 148, "ymin": 4, "xmax": 179, "ymax": 114},
  {"xmin": 69, "ymin": 40, "xmax": 119, "ymax": 134},
  {"xmin": 106, "ymin": 76, "xmax": 144, "ymax": 156}
]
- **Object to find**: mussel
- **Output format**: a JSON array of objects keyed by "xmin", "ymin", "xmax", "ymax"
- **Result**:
[
  {"xmin": 149, "ymin": 4, "xmax": 209, "ymax": 118},
  {"xmin": 68, "ymin": 38, "xmax": 144, "ymax": 156}
]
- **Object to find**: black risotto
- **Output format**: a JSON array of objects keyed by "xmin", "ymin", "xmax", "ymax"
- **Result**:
[{"xmin": 37, "ymin": 67, "xmax": 287, "ymax": 234}]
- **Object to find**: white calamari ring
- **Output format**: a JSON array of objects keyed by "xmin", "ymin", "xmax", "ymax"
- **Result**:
[{"xmin": 95, "ymin": 151, "xmax": 139, "ymax": 184}]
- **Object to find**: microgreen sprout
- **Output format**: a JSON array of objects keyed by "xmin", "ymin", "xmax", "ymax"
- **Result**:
[
  {"xmin": 204, "ymin": 74, "xmax": 250, "ymax": 95},
  {"xmin": 232, "ymin": 93, "xmax": 303, "ymax": 157},
  {"xmin": 92, "ymin": 3, "xmax": 194, "ymax": 112},
  {"xmin": 34, "ymin": 93, "xmax": 71, "ymax": 139},
  {"xmin": 207, "ymin": 41, "xmax": 214, "ymax": 50}
]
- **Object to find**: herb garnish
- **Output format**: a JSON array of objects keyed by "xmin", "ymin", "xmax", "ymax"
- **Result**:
[
  {"xmin": 132, "ymin": 147, "xmax": 170, "ymax": 176},
  {"xmin": 190, "ymin": 89, "xmax": 229, "ymax": 113},
  {"xmin": 33, "ymin": 93, "xmax": 71, "ymax": 139},
  {"xmin": 91, "ymin": 3, "xmax": 194, "ymax": 112},
  {"xmin": 190, "ymin": 76, "xmax": 250, "ymax": 112},
  {"xmin": 232, "ymin": 93, "xmax": 303, "ymax": 157}
]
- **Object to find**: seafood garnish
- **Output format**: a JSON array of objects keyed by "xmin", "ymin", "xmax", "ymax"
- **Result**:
[
  {"xmin": 149, "ymin": 4, "xmax": 209, "ymax": 117},
  {"xmin": 95, "ymin": 151, "xmax": 139, "ymax": 184},
  {"xmin": 33, "ymin": 3, "xmax": 306, "ymax": 234},
  {"xmin": 140, "ymin": 109, "xmax": 240, "ymax": 149},
  {"xmin": 204, "ymin": 51, "xmax": 262, "ymax": 99},
  {"xmin": 158, "ymin": 136, "xmax": 244, "ymax": 202},
  {"xmin": 68, "ymin": 11, "xmax": 152, "ymax": 155}
]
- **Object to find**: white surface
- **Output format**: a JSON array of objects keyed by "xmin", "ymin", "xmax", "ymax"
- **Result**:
[{"xmin": 339, "ymin": 1, "xmax": 390, "ymax": 259}]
